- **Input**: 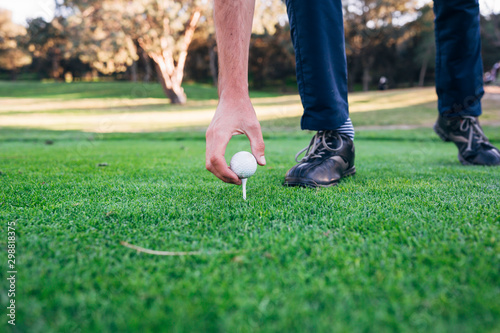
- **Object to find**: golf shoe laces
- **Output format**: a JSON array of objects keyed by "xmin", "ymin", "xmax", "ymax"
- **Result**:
[
  {"xmin": 460, "ymin": 116, "xmax": 489, "ymax": 153},
  {"xmin": 295, "ymin": 131, "xmax": 344, "ymax": 163}
]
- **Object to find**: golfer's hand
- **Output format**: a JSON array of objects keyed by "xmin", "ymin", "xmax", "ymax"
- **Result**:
[{"xmin": 206, "ymin": 97, "xmax": 266, "ymax": 185}]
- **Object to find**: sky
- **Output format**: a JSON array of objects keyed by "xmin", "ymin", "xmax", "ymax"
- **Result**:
[
  {"xmin": 0, "ymin": 0, "xmax": 56, "ymax": 25},
  {"xmin": 479, "ymin": 0, "xmax": 500, "ymax": 13},
  {"xmin": 419, "ymin": 0, "xmax": 500, "ymax": 15},
  {"xmin": 0, "ymin": 0, "xmax": 499, "ymax": 25}
]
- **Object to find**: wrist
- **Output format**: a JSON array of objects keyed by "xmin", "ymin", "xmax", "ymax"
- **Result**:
[{"xmin": 218, "ymin": 85, "xmax": 250, "ymax": 102}]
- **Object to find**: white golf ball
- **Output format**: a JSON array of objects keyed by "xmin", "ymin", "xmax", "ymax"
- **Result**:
[{"xmin": 230, "ymin": 151, "xmax": 257, "ymax": 179}]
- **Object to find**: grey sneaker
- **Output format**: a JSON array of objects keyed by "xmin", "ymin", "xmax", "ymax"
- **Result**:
[{"xmin": 434, "ymin": 115, "xmax": 500, "ymax": 166}]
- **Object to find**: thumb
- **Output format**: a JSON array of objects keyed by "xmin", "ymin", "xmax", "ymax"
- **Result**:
[{"xmin": 245, "ymin": 123, "xmax": 266, "ymax": 166}]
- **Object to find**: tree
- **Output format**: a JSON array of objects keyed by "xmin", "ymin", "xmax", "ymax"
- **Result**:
[
  {"xmin": 412, "ymin": 4, "xmax": 435, "ymax": 87},
  {"xmin": 184, "ymin": 0, "xmax": 288, "ymax": 88},
  {"xmin": 62, "ymin": 0, "xmax": 209, "ymax": 104},
  {"xmin": 343, "ymin": 0, "xmax": 419, "ymax": 91},
  {"xmin": 27, "ymin": 17, "xmax": 72, "ymax": 80},
  {"xmin": 249, "ymin": 25, "xmax": 295, "ymax": 90},
  {"xmin": 133, "ymin": 0, "xmax": 205, "ymax": 104},
  {"xmin": 133, "ymin": 0, "xmax": 286, "ymax": 101},
  {"xmin": 252, "ymin": 0, "xmax": 287, "ymax": 35},
  {"xmin": 63, "ymin": 0, "xmax": 288, "ymax": 102},
  {"xmin": 481, "ymin": 12, "xmax": 500, "ymax": 71},
  {"xmin": 66, "ymin": 2, "xmax": 139, "ymax": 77},
  {"xmin": 0, "ymin": 10, "xmax": 32, "ymax": 79}
]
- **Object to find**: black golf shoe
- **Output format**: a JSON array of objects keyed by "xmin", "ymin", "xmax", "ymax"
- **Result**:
[
  {"xmin": 284, "ymin": 131, "xmax": 355, "ymax": 188},
  {"xmin": 433, "ymin": 115, "xmax": 500, "ymax": 166}
]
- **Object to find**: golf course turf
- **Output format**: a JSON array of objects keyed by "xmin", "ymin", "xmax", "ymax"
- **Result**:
[
  {"xmin": 0, "ymin": 82, "xmax": 499, "ymax": 332},
  {"xmin": 1, "ymin": 128, "xmax": 499, "ymax": 332}
]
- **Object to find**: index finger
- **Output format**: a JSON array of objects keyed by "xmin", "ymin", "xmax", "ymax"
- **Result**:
[
  {"xmin": 206, "ymin": 131, "xmax": 242, "ymax": 185},
  {"xmin": 209, "ymin": 155, "xmax": 242, "ymax": 185}
]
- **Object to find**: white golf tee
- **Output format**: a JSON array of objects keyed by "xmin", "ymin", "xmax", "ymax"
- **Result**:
[{"xmin": 242, "ymin": 178, "xmax": 247, "ymax": 200}]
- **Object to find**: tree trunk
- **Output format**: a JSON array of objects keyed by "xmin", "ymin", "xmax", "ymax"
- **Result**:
[
  {"xmin": 361, "ymin": 56, "xmax": 375, "ymax": 91},
  {"xmin": 142, "ymin": 49, "xmax": 152, "ymax": 83},
  {"xmin": 492, "ymin": 14, "xmax": 500, "ymax": 47},
  {"xmin": 139, "ymin": 10, "xmax": 201, "ymax": 104},
  {"xmin": 347, "ymin": 59, "xmax": 356, "ymax": 92},
  {"xmin": 51, "ymin": 49, "xmax": 61, "ymax": 80},
  {"xmin": 209, "ymin": 42, "xmax": 218, "ymax": 87},
  {"xmin": 130, "ymin": 60, "xmax": 138, "ymax": 82},
  {"xmin": 152, "ymin": 58, "xmax": 187, "ymax": 104},
  {"xmin": 362, "ymin": 66, "xmax": 371, "ymax": 91},
  {"xmin": 418, "ymin": 58, "xmax": 428, "ymax": 87},
  {"xmin": 418, "ymin": 46, "xmax": 432, "ymax": 87},
  {"xmin": 10, "ymin": 69, "xmax": 17, "ymax": 81},
  {"xmin": 138, "ymin": 10, "xmax": 201, "ymax": 104}
]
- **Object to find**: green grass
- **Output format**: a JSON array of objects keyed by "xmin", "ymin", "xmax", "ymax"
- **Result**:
[
  {"xmin": 259, "ymin": 104, "xmax": 444, "ymax": 129},
  {"xmin": 1, "ymin": 128, "xmax": 499, "ymax": 332},
  {"xmin": 0, "ymin": 81, "xmax": 281, "ymax": 100}
]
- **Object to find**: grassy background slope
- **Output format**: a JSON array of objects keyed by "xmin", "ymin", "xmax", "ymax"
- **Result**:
[{"xmin": 1, "ymin": 130, "xmax": 499, "ymax": 332}]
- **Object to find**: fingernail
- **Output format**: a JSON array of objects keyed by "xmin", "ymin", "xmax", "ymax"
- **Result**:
[{"xmin": 260, "ymin": 156, "xmax": 266, "ymax": 165}]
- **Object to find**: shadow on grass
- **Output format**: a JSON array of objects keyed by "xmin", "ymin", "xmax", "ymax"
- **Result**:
[{"xmin": 2, "ymin": 126, "xmax": 499, "ymax": 145}]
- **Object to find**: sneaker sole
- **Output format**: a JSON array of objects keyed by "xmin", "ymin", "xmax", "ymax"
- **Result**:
[
  {"xmin": 283, "ymin": 166, "xmax": 356, "ymax": 188},
  {"xmin": 458, "ymin": 154, "xmax": 473, "ymax": 166}
]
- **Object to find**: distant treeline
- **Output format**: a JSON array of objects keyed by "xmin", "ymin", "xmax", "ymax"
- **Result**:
[{"xmin": 0, "ymin": 1, "xmax": 499, "ymax": 102}]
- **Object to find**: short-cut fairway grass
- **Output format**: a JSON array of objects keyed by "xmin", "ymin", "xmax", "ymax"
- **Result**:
[
  {"xmin": 1, "ymin": 127, "xmax": 499, "ymax": 332},
  {"xmin": 2, "ymin": 81, "xmax": 500, "ymax": 132}
]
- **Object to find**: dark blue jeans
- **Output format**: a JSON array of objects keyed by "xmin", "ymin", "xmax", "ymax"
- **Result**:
[
  {"xmin": 285, "ymin": 0, "xmax": 484, "ymax": 130},
  {"xmin": 434, "ymin": 0, "xmax": 484, "ymax": 117}
]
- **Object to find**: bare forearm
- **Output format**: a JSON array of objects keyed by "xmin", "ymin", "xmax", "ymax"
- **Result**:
[
  {"xmin": 213, "ymin": 0, "xmax": 255, "ymax": 99},
  {"xmin": 206, "ymin": 0, "xmax": 265, "ymax": 185}
]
